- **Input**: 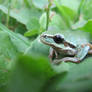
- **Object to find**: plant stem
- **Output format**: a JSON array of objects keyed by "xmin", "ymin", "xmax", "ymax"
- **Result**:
[
  {"xmin": 46, "ymin": 0, "xmax": 52, "ymax": 31},
  {"xmin": 6, "ymin": 0, "xmax": 11, "ymax": 27}
]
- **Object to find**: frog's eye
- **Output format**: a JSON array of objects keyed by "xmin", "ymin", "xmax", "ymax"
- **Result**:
[{"xmin": 53, "ymin": 35, "xmax": 64, "ymax": 44}]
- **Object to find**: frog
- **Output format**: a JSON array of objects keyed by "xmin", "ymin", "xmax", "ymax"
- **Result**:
[{"xmin": 40, "ymin": 27, "xmax": 92, "ymax": 64}]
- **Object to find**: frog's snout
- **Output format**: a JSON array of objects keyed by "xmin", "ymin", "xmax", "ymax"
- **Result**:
[
  {"xmin": 41, "ymin": 34, "xmax": 47, "ymax": 38},
  {"xmin": 40, "ymin": 34, "xmax": 48, "ymax": 43}
]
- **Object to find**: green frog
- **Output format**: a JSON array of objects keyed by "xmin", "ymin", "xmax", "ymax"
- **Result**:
[{"xmin": 40, "ymin": 28, "xmax": 92, "ymax": 64}]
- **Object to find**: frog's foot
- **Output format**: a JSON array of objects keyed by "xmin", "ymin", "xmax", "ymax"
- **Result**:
[
  {"xmin": 82, "ymin": 43, "xmax": 92, "ymax": 54},
  {"xmin": 53, "ymin": 57, "xmax": 80, "ymax": 64},
  {"xmin": 86, "ymin": 43, "xmax": 92, "ymax": 49},
  {"xmin": 82, "ymin": 43, "xmax": 92, "ymax": 50},
  {"xmin": 88, "ymin": 50, "xmax": 92, "ymax": 54}
]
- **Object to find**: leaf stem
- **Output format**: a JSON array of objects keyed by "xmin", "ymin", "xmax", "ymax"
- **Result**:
[
  {"xmin": 46, "ymin": 0, "xmax": 52, "ymax": 31},
  {"xmin": 6, "ymin": 0, "xmax": 11, "ymax": 27}
]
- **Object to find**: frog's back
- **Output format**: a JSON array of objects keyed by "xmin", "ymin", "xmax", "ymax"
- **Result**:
[
  {"xmin": 63, "ymin": 30, "xmax": 90, "ymax": 46},
  {"xmin": 45, "ymin": 27, "xmax": 91, "ymax": 46}
]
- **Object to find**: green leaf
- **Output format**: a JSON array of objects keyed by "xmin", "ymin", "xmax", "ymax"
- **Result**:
[
  {"xmin": 24, "ymin": 29, "xmax": 39, "ymax": 36},
  {"xmin": 24, "ymin": 17, "xmax": 40, "ymax": 36},
  {"xmin": 0, "ymin": 31, "xmax": 17, "ymax": 88},
  {"xmin": 56, "ymin": 0, "xmax": 80, "ymax": 11},
  {"xmin": 49, "ymin": 12, "xmax": 70, "ymax": 30},
  {"xmin": 72, "ymin": 19, "xmax": 92, "ymax": 35},
  {"xmin": 8, "ymin": 53, "xmax": 70, "ymax": 92},
  {"xmin": 82, "ymin": 0, "xmax": 92, "ymax": 20},
  {"xmin": 60, "ymin": 6, "xmax": 76, "ymax": 21},
  {"xmin": 8, "ymin": 54, "xmax": 56, "ymax": 92},
  {"xmin": 32, "ymin": 0, "xmax": 48, "ymax": 9},
  {"xmin": 0, "ymin": 5, "xmax": 42, "ymax": 25},
  {"xmin": 40, "ymin": 12, "xmax": 68, "ymax": 30},
  {"xmin": 72, "ymin": 19, "xmax": 87, "ymax": 29},
  {"xmin": 26, "ymin": 17, "xmax": 40, "ymax": 31},
  {"xmin": 39, "ymin": 13, "xmax": 47, "ymax": 30},
  {"xmin": 0, "ymin": 23, "xmax": 30, "ymax": 53},
  {"xmin": 54, "ymin": 0, "xmax": 71, "ymax": 29},
  {"xmin": 55, "ymin": 0, "xmax": 81, "ymax": 24},
  {"xmin": 24, "ymin": 36, "xmax": 49, "ymax": 56},
  {"xmin": 79, "ymin": 20, "xmax": 92, "ymax": 34},
  {"xmin": 45, "ymin": 57, "xmax": 92, "ymax": 92}
]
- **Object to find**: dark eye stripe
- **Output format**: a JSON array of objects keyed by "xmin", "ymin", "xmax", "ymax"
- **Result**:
[{"xmin": 53, "ymin": 35, "xmax": 64, "ymax": 44}]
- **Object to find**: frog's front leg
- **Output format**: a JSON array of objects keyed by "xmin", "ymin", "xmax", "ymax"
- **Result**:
[
  {"xmin": 53, "ymin": 45, "xmax": 90, "ymax": 64},
  {"xmin": 49, "ymin": 47, "xmax": 58, "ymax": 62}
]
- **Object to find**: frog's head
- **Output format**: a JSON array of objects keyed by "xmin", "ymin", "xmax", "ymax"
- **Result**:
[{"xmin": 40, "ymin": 33, "xmax": 65, "ymax": 49}]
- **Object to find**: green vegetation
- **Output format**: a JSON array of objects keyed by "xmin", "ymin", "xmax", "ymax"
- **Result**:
[{"xmin": 0, "ymin": 0, "xmax": 92, "ymax": 92}]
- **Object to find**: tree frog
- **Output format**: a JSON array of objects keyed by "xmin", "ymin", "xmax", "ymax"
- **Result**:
[{"xmin": 40, "ymin": 28, "xmax": 92, "ymax": 64}]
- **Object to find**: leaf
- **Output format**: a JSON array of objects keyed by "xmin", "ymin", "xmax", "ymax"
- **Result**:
[
  {"xmin": 72, "ymin": 19, "xmax": 92, "ymax": 35},
  {"xmin": 39, "ymin": 12, "xmax": 68, "ymax": 30},
  {"xmin": 8, "ymin": 55, "xmax": 56, "ymax": 92},
  {"xmin": 39, "ymin": 13, "xmax": 47, "ymax": 30},
  {"xmin": 45, "ymin": 57, "xmax": 92, "ymax": 92},
  {"xmin": 82, "ymin": 0, "xmax": 92, "ymax": 20},
  {"xmin": 49, "ymin": 13, "xmax": 69, "ymax": 30},
  {"xmin": 72, "ymin": 19, "xmax": 87, "ymax": 29},
  {"xmin": 0, "ymin": 23, "xmax": 30, "ymax": 53},
  {"xmin": 56, "ymin": 0, "xmax": 80, "ymax": 11},
  {"xmin": 0, "ymin": 5, "xmax": 42, "ymax": 25},
  {"xmin": 26, "ymin": 17, "xmax": 40, "ymax": 31},
  {"xmin": 24, "ymin": 36, "xmax": 49, "ymax": 56},
  {"xmin": 14, "ymin": 24, "xmax": 26, "ymax": 34},
  {"xmin": 54, "ymin": 0, "xmax": 81, "ymax": 25},
  {"xmin": 24, "ymin": 17, "xmax": 40, "ymax": 36},
  {"xmin": 54, "ymin": 0, "xmax": 71, "ymax": 28},
  {"xmin": 8, "ymin": 53, "xmax": 70, "ymax": 92},
  {"xmin": 79, "ymin": 20, "xmax": 92, "ymax": 34},
  {"xmin": 60, "ymin": 6, "xmax": 76, "ymax": 21},
  {"xmin": 24, "ymin": 29, "xmax": 39, "ymax": 37},
  {"xmin": 0, "ymin": 31, "xmax": 17, "ymax": 88},
  {"xmin": 32, "ymin": 0, "xmax": 48, "ymax": 9}
]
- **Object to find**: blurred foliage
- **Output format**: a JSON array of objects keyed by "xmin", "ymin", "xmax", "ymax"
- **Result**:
[{"xmin": 0, "ymin": 0, "xmax": 92, "ymax": 92}]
